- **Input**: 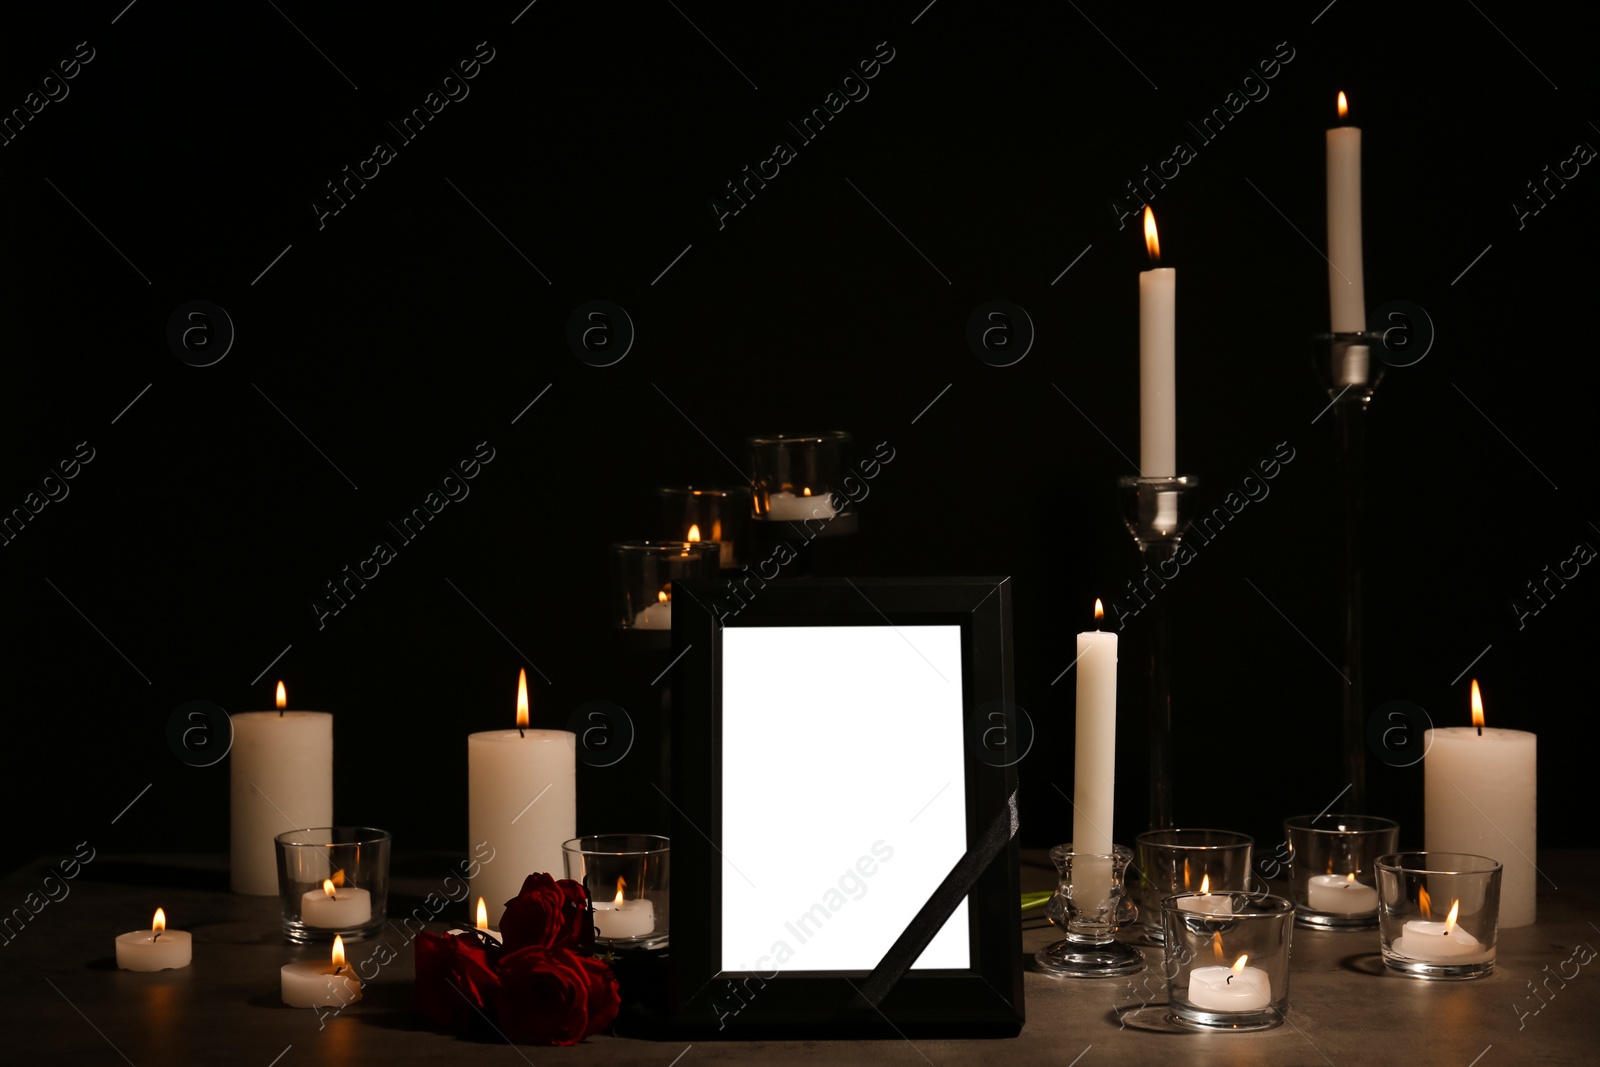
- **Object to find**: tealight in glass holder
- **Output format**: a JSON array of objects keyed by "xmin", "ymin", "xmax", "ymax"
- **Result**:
[
  {"xmin": 274, "ymin": 827, "xmax": 390, "ymax": 944},
  {"xmin": 1163, "ymin": 891, "xmax": 1293, "ymax": 1031},
  {"xmin": 562, "ymin": 834, "xmax": 669, "ymax": 951},
  {"xmin": 748, "ymin": 432, "xmax": 859, "ymax": 536},
  {"xmin": 610, "ymin": 541, "xmax": 721, "ymax": 634},
  {"xmin": 1133, "ymin": 828, "xmax": 1254, "ymax": 945},
  {"xmin": 1375, "ymin": 851, "xmax": 1500, "ymax": 979},
  {"xmin": 1284, "ymin": 814, "xmax": 1398, "ymax": 929},
  {"xmin": 1034, "ymin": 844, "xmax": 1144, "ymax": 978},
  {"xmin": 657, "ymin": 487, "xmax": 752, "ymax": 569}
]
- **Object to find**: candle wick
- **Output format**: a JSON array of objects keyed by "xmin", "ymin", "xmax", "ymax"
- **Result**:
[
  {"xmin": 152, "ymin": 931, "xmax": 160, "ymax": 942},
  {"xmin": 1476, "ymin": 724, "xmax": 1483, "ymax": 737},
  {"xmin": 1226, "ymin": 974, "xmax": 1233, "ymax": 984},
  {"xmin": 518, "ymin": 725, "xmax": 525, "ymax": 739}
]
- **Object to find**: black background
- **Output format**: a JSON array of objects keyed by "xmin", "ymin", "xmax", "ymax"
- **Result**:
[{"xmin": 2, "ymin": 1, "xmax": 1593, "ymax": 876}]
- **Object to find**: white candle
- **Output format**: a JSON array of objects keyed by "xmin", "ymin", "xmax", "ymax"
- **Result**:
[
  {"xmin": 766, "ymin": 489, "xmax": 836, "ymax": 522},
  {"xmin": 446, "ymin": 898, "xmax": 505, "ymax": 942},
  {"xmin": 1177, "ymin": 877, "xmax": 1233, "ymax": 916},
  {"xmin": 1326, "ymin": 92, "xmax": 1366, "ymax": 334},
  {"xmin": 594, "ymin": 895, "xmax": 656, "ymax": 940},
  {"xmin": 1392, "ymin": 902, "xmax": 1489, "ymax": 963},
  {"xmin": 1424, "ymin": 680, "xmax": 1536, "ymax": 926},
  {"xmin": 281, "ymin": 935, "xmax": 363, "ymax": 1008},
  {"xmin": 229, "ymin": 682, "xmax": 333, "ymax": 896},
  {"xmin": 468, "ymin": 670, "xmax": 577, "ymax": 928},
  {"xmin": 115, "ymin": 909, "xmax": 191, "ymax": 971},
  {"xmin": 1187, "ymin": 956, "xmax": 1271, "ymax": 1011},
  {"xmin": 1070, "ymin": 602, "xmax": 1118, "ymax": 909},
  {"xmin": 632, "ymin": 590, "xmax": 673, "ymax": 630},
  {"xmin": 1307, "ymin": 872, "xmax": 1379, "ymax": 913},
  {"xmin": 1138, "ymin": 207, "xmax": 1176, "ymax": 480},
  {"xmin": 301, "ymin": 879, "xmax": 372, "ymax": 928}
]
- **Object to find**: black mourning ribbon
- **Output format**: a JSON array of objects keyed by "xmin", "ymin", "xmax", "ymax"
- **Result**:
[{"xmin": 851, "ymin": 788, "xmax": 1019, "ymax": 1011}]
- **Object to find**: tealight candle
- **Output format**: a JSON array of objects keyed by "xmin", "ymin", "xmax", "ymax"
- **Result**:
[
  {"xmin": 281, "ymin": 935, "xmax": 363, "ymax": 1008},
  {"xmin": 592, "ymin": 877, "xmax": 656, "ymax": 940},
  {"xmin": 1391, "ymin": 900, "xmax": 1488, "ymax": 962},
  {"xmin": 300, "ymin": 877, "xmax": 372, "ymax": 928},
  {"xmin": 116, "ymin": 909, "xmax": 192, "ymax": 971},
  {"xmin": 632, "ymin": 589, "xmax": 673, "ymax": 630},
  {"xmin": 765, "ymin": 489, "xmax": 836, "ymax": 522},
  {"xmin": 1307, "ymin": 872, "xmax": 1379, "ymax": 914},
  {"xmin": 1177, "ymin": 875, "xmax": 1234, "ymax": 916},
  {"xmin": 446, "ymin": 897, "xmax": 505, "ymax": 943},
  {"xmin": 1187, "ymin": 954, "xmax": 1271, "ymax": 1011}
]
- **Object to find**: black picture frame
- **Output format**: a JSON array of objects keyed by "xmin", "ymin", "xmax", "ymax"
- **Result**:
[{"xmin": 667, "ymin": 576, "xmax": 1024, "ymax": 1038}]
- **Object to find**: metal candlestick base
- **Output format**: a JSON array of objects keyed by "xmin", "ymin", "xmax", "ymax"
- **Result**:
[
  {"xmin": 1034, "ymin": 844, "xmax": 1145, "ymax": 978},
  {"xmin": 1312, "ymin": 331, "xmax": 1384, "ymax": 812},
  {"xmin": 1115, "ymin": 476, "xmax": 1199, "ymax": 832}
]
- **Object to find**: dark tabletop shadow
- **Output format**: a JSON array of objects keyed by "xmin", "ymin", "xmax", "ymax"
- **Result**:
[{"xmin": 1340, "ymin": 952, "xmax": 1387, "ymax": 976}]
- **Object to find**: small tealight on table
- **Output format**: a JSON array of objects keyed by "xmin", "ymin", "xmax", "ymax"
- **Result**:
[
  {"xmin": 281, "ymin": 935, "xmax": 362, "ymax": 1008},
  {"xmin": 116, "ymin": 908, "xmax": 192, "ymax": 971}
]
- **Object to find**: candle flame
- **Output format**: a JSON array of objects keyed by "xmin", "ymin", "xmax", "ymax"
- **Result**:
[
  {"xmin": 1199, "ymin": 874, "xmax": 1210, "ymax": 895},
  {"xmin": 658, "ymin": 589, "xmax": 669, "ymax": 603},
  {"xmin": 516, "ymin": 668, "xmax": 529, "ymax": 729},
  {"xmin": 1419, "ymin": 885, "xmax": 1432, "ymax": 919},
  {"xmin": 1094, "ymin": 598, "xmax": 1104, "ymax": 623},
  {"xmin": 1471, "ymin": 679, "xmax": 1485, "ymax": 730},
  {"xmin": 1337, "ymin": 91, "xmax": 1349, "ymax": 120},
  {"xmin": 323, "ymin": 879, "xmax": 338, "ymax": 899},
  {"xmin": 331, "ymin": 935, "xmax": 346, "ymax": 971},
  {"xmin": 152, "ymin": 908, "xmax": 166, "ymax": 933},
  {"xmin": 712, "ymin": 519, "xmax": 723, "ymax": 542},
  {"xmin": 614, "ymin": 876, "xmax": 627, "ymax": 907},
  {"xmin": 476, "ymin": 897, "xmax": 489, "ymax": 931},
  {"xmin": 1345, "ymin": 872, "xmax": 1358, "ymax": 886},
  {"xmin": 803, "ymin": 487, "xmax": 813, "ymax": 497},
  {"xmin": 331, "ymin": 868, "xmax": 346, "ymax": 887},
  {"xmin": 276, "ymin": 681, "xmax": 287, "ymax": 709},
  {"xmin": 1182, "ymin": 858, "xmax": 1191, "ymax": 890},
  {"xmin": 687, "ymin": 523, "xmax": 701, "ymax": 542},
  {"xmin": 1232, "ymin": 954, "xmax": 1249, "ymax": 975},
  {"xmin": 1212, "ymin": 931, "xmax": 1225, "ymax": 962},
  {"xmin": 1143, "ymin": 206, "xmax": 1160, "ymax": 264},
  {"xmin": 1445, "ymin": 899, "xmax": 1461, "ymax": 933}
]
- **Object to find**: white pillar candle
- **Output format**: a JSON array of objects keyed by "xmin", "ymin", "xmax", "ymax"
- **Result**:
[
  {"xmin": 1424, "ymin": 680, "xmax": 1536, "ymax": 926},
  {"xmin": 1187, "ymin": 957, "xmax": 1271, "ymax": 1011},
  {"xmin": 300, "ymin": 880, "xmax": 372, "ymax": 928},
  {"xmin": 766, "ymin": 489, "xmax": 836, "ymax": 522},
  {"xmin": 1307, "ymin": 872, "xmax": 1379, "ymax": 913},
  {"xmin": 115, "ymin": 909, "xmax": 191, "ymax": 971},
  {"xmin": 632, "ymin": 591, "xmax": 673, "ymax": 630},
  {"xmin": 1071, "ymin": 602, "xmax": 1118, "ymax": 909},
  {"xmin": 1326, "ymin": 93, "xmax": 1366, "ymax": 333},
  {"xmin": 1138, "ymin": 208, "xmax": 1176, "ymax": 480},
  {"xmin": 468, "ymin": 670, "xmax": 577, "ymax": 928},
  {"xmin": 229, "ymin": 682, "xmax": 333, "ymax": 896},
  {"xmin": 281, "ymin": 936, "xmax": 363, "ymax": 1008}
]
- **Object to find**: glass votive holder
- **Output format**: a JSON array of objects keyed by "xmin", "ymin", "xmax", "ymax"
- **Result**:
[
  {"xmin": 748, "ymin": 432, "xmax": 859, "ymax": 536},
  {"xmin": 1163, "ymin": 892, "xmax": 1293, "ymax": 1031},
  {"xmin": 1133, "ymin": 828, "xmax": 1254, "ymax": 944},
  {"xmin": 274, "ymin": 827, "xmax": 390, "ymax": 944},
  {"xmin": 1376, "ymin": 851, "xmax": 1500, "ymax": 979},
  {"xmin": 1284, "ymin": 814, "xmax": 1398, "ymax": 929},
  {"xmin": 657, "ymin": 487, "xmax": 752, "ymax": 569},
  {"xmin": 610, "ymin": 541, "xmax": 721, "ymax": 631},
  {"xmin": 1035, "ymin": 844, "xmax": 1144, "ymax": 978},
  {"xmin": 562, "ymin": 834, "xmax": 669, "ymax": 951}
]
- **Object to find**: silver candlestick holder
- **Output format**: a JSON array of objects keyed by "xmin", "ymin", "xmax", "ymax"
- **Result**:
[
  {"xmin": 1116, "ymin": 475, "xmax": 1200, "ymax": 832},
  {"xmin": 1312, "ymin": 331, "xmax": 1384, "ymax": 811}
]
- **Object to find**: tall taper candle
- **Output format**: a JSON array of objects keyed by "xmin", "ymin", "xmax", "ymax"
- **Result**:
[
  {"xmin": 468, "ymin": 670, "xmax": 577, "ymax": 927},
  {"xmin": 1071, "ymin": 601, "xmax": 1119, "ymax": 908},
  {"xmin": 1326, "ymin": 91, "xmax": 1369, "ymax": 384},
  {"xmin": 229, "ymin": 681, "xmax": 333, "ymax": 895},
  {"xmin": 1139, "ymin": 207, "xmax": 1176, "ymax": 479}
]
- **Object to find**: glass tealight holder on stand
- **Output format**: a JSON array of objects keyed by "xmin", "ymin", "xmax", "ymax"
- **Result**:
[
  {"xmin": 1034, "ymin": 844, "xmax": 1144, "ymax": 978},
  {"xmin": 1115, "ymin": 475, "xmax": 1200, "ymax": 831},
  {"xmin": 610, "ymin": 541, "xmax": 721, "ymax": 647},
  {"xmin": 1312, "ymin": 330, "xmax": 1385, "ymax": 812},
  {"xmin": 657, "ymin": 487, "xmax": 752, "ymax": 570}
]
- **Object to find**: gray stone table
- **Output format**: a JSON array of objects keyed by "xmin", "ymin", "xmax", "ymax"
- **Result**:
[{"xmin": 4, "ymin": 849, "xmax": 1596, "ymax": 1065}]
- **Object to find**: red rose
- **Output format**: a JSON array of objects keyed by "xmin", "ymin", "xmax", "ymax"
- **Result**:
[
  {"xmin": 413, "ymin": 931, "xmax": 502, "ymax": 1032},
  {"xmin": 495, "ymin": 946, "xmax": 621, "ymax": 1045},
  {"xmin": 500, "ymin": 873, "xmax": 593, "ymax": 953}
]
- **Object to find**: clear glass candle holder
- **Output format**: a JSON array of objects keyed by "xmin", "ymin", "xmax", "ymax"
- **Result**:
[
  {"xmin": 562, "ymin": 834, "xmax": 669, "ymax": 951},
  {"xmin": 657, "ymin": 487, "xmax": 752, "ymax": 569},
  {"xmin": 610, "ymin": 541, "xmax": 721, "ymax": 631},
  {"xmin": 1034, "ymin": 844, "xmax": 1144, "ymax": 978},
  {"xmin": 1133, "ymin": 829, "xmax": 1254, "ymax": 945},
  {"xmin": 1376, "ymin": 851, "xmax": 1500, "ymax": 979},
  {"xmin": 1163, "ymin": 892, "xmax": 1293, "ymax": 1031},
  {"xmin": 748, "ymin": 432, "xmax": 859, "ymax": 536},
  {"xmin": 275, "ymin": 827, "xmax": 390, "ymax": 944},
  {"xmin": 1284, "ymin": 814, "xmax": 1398, "ymax": 929}
]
